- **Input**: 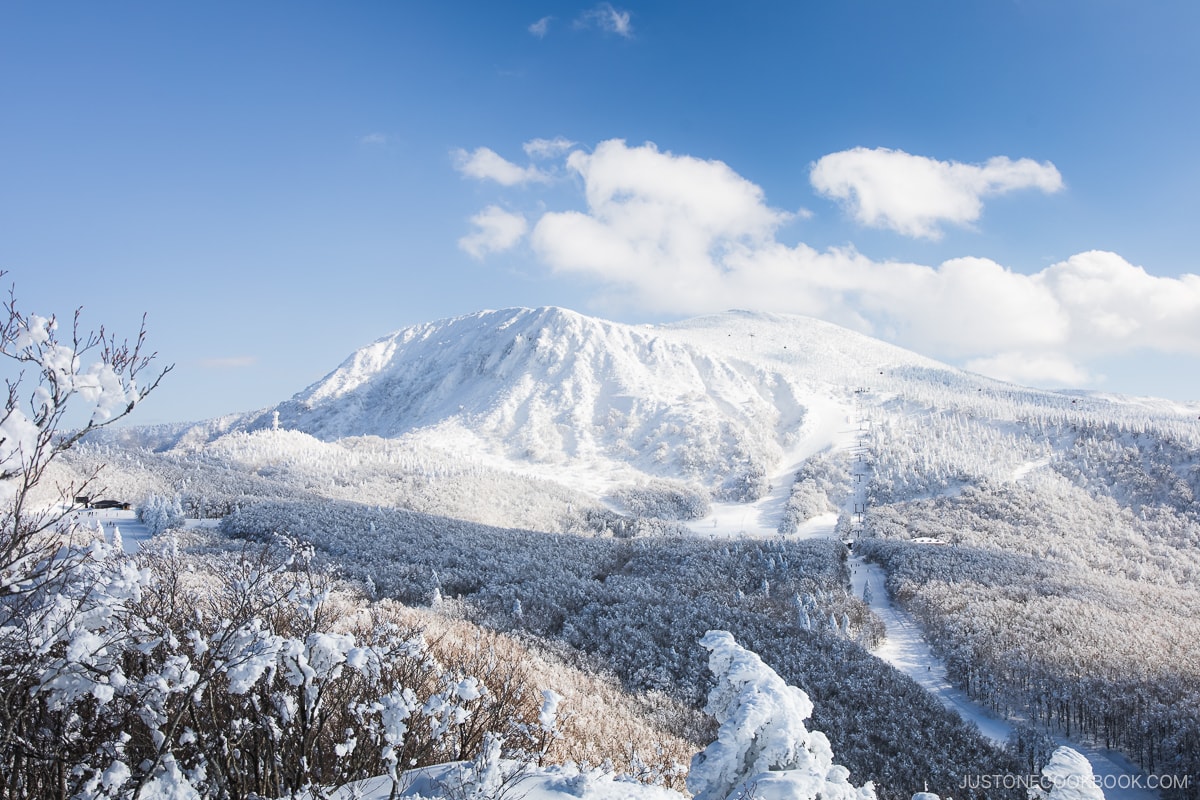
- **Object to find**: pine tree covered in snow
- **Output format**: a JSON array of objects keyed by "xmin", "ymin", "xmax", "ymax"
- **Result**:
[
  {"xmin": 138, "ymin": 492, "xmax": 185, "ymax": 534},
  {"xmin": 688, "ymin": 630, "xmax": 876, "ymax": 800},
  {"xmin": 1031, "ymin": 747, "xmax": 1106, "ymax": 800}
]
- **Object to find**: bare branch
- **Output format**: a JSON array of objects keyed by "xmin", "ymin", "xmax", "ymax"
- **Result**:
[{"xmin": 0, "ymin": 272, "xmax": 171, "ymax": 592}]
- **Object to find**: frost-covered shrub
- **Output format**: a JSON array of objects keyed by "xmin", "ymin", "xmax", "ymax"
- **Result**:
[
  {"xmin": 610, "ymin": 479, "xmax": 711, "ymax": 521},
  {"xmin": 409, "ymin": 610, "xmax": 697, "ymax": 789},
  {"xmin": 0, "ymin": 535, "xmax": 562, "ymax": 800}
]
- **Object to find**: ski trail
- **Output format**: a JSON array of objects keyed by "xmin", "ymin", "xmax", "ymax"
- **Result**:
[
  {"xmin": 844, "ymin": 397, "xmax": 1162, "ymax": 799},
  {"xmin": 72, "ymin": 508, "xmax": 155, "ymax": 554},
  {"xmin": 68, "ymin": 508, "xmax": 220, "ymax": 554},
  {"xmin": 1011, "ymin": 456, "xmax": 1051, "ymax": 482},
  {"xmin": 851, "ymin": 557, "xmax": 1014, "ymax": 746},
  {"xmin": 853, "ymin": 556, "xmax": 1161, "ymax": 798},
  {"xmin": 685, "ymin": 392, "xmax": 855, "ymax": 538}
]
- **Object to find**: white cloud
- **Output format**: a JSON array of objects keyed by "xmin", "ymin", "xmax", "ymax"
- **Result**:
[
  {"xmin": 528, "ymin": 16, "xmax": 552, "ymax": 37},
  {"xmin": 359, "ymin": 133, "xmax": 387, "ymax": 146},
  {"xmin": 452, "ymin": 147, "xmax": 549, "ymax": 186},
  {"xmin": 516, "ymin": 138, "xmax": 1200, "ymax": 388},
  {"xmin": 531, "ymin": 139, "xmax": 788, "ymax": 308},
  {"xmin": 576, "ymin": 3, "xmax": 633, "ymax": 38},
  {"xmin": 810, "ymin": 147, "xmax": 1064, "ymax": 239},
  {"xmin": 524, "ymin": 136, "xmax": 576, "ymax": 159},
  {"xmin": 965, "ymin": 351, "xmax": 1094, "ymax": 388},
  {"xmin": 1040, "ymin": 250, "xmax": 1200, "ymax": 354},
  {"xmin": 459, "ymin": 206, "xmax": 527, "ymax": 259}
]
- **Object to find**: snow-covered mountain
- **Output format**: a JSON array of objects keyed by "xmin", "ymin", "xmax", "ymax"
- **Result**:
[
  {"xmin": 175, "ymin": 305, "xmax": 1192, "ymax": 502},
  {"xmin": 227, "ymin": 308, "xmax": 932, "ymax": 494}
]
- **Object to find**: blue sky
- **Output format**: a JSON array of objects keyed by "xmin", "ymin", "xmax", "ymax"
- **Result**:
[{"xmin": 3, "ymin": 1, "xmax": 1199, "ymax": 424}]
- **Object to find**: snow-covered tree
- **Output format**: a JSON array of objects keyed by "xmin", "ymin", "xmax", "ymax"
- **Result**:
[
  {"xmin": 1031, "ymin": 747, "xmax": 1106, "ymax": 800},
  {"xmin": 0, "ymin": 280, "xmax": 169, "ymax": 583},
  {"xmin": 139, "ymin": 492, "xmax": 185, "ymax": 534},
  {"xmin": 687, "ymin": 630, "xmax": 877, "ymax": 800}
]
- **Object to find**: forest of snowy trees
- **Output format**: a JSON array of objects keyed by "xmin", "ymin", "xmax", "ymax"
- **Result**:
[
  {"xmin": 853, "ymin": 399, "xmax": 1200, "ymax": 800},
  {"xmin": 216, "ymin": 497, "xmax": 1017, "ymax": 799}
]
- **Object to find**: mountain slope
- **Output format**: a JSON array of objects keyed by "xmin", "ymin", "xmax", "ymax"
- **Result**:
[
  {"xmin": 237, "ymin": 308, "xmax": 944, "ymax": 497},
  {"xmin": 203, "ymin": 306, "xmax": 1198, "ymax": 502}
]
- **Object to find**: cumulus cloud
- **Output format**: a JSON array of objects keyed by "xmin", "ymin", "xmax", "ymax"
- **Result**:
[
  {"xmin": 811, "ymin": 147, "xmax": 1063, "ymax": 239},
  {"xmin": 531, "ymin": 139, "xmax": 789, "ymax": 308},
  {"xmin": 452, "ymin": 147, "xmax": 549, "ymax": 186},
  {"xmin": 1040, "ymin": 250, "xmax": 1200, "ymax": 353},
  {"xmin": 528, "ymin": 16, "xmax": 552, "ymax": 37},
  {"xmin": 459, "ymin": 206, "xmax": 527, "ymax": 259},
  {"xmin": 511, "ymin": 138, "xmax": 1200, "ymax": 388},
  {"xmin": 524, "ymin": 136, "xmax": 576, "ymax": 159},
  {"xmin": 576, "ymin": 3, "xmax": 633, "ymax": 38},
  {"xmin": 965, "ymin": 351, "xmax": 1095, "ymax": 388}
]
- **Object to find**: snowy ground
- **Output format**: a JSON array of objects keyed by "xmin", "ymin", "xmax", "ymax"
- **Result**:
[
  {"xmin": 70, "ymin": 508, "xmax": 218, "ymax": 555},
  {"xmin": 1011, "ymin": 456, "xmax": 1051, "ymax": 482},
  {"xmin": 850, "ymin": 557, "xmax": 1014, "ymax": 747},
  {"xmin": 301, "ymin": 761, "xmax": 686, "ymax": 800}
]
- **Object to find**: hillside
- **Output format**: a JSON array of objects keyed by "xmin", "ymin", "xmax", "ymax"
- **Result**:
[
  {"xmin": 252, "ymin": 306, "xmax": 882, "ymax": 500},
  {"xmin": 55, "ymin": 307, "xmax": 1200, "ymax": 800},
  {"xmin": 125, "ymin": 307, "xmax": 1200, "ymax": 512}
]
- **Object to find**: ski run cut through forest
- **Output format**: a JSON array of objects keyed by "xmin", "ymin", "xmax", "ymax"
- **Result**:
[{"xmin": 4, "ymin": 302, "xmax": 1200, "ymax": 800}]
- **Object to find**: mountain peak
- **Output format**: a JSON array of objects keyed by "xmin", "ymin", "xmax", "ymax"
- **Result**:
[{"xmin": 217, "ymin": 307, "xmax": 1199, "ymax": 499}]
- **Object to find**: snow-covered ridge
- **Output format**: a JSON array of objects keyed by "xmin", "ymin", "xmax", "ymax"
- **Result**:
[
  {"xmin": 136, "ymin": 306, "xmax": 1200, "ymax": 502},
  {"xmin": 250, "ymin": 307, "xmax": 879, "ymax": 495}
]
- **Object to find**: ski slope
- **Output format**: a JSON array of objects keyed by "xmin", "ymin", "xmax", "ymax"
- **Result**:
[
  {"xmin": 73, "ymin": 508, "xmax": 155, "ymax": 554},
  {"xmin": 71, "ymin": 508, "xmax": 218, "ymax": 554},
  {"xmin": 851, "ymin": 556, "xmax": 1014, "ymax": 746},
  {"xmin": 851, "ymin": 555, "xmax": 1160, "ymax": 799},
  {"xmin": 684, "ymin": 393, "xmax": 858, "ymax": 537}
]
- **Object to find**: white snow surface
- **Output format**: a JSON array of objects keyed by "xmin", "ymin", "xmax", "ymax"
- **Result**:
[
  {"xmin": 296, "ymin": 762, "xmax": 687, "ymax": 800},
  {"xmin": 68, "ymin": 508, "xmax": 218, "ymax": 555},
  {"xmin": 850, "ymin": 556, "xmax": 1015, "ymax": 747},
  {"xmin": 685, "ymin": 393, "xmax": 858, "ymax": 537},
  {"xmin": 1039, "ymin": 746, "xmax": 1108, "ymax": 800}
]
